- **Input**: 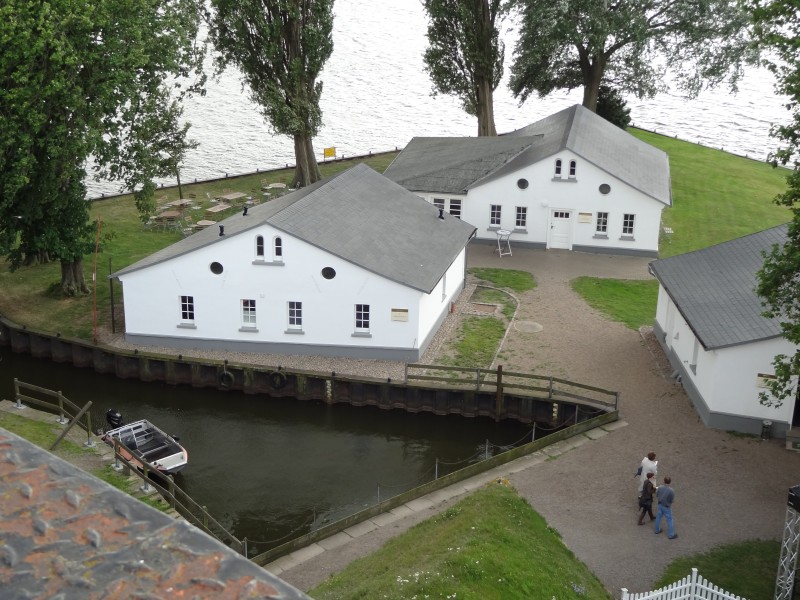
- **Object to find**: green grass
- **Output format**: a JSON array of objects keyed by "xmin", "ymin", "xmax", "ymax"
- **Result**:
[
  {"xmin": 310, "ymin": 481, "xmax": 612, "ymax": 600},
  {"xmin": 653, "ymin": 539, "xmax": 779, "ymax": 600},
  {"xmin": 570, "ymin": 277, "xmax": 659, "ymax": 330},
  {"xmin": 471, "ymin": 287, "xmax": 517, "ymax": 320},
  {"xmin": 440, "ymin": 316, "xmax": 506, "ymax": 368},
  {"xmin": 469, "ymin": 268, "xmax": 536, "ymax": 292},
  {"xmin": 630, "ymin": 129, "xmax": 790, "ymax": 258}
]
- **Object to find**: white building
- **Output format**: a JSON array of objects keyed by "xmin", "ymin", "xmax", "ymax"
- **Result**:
[
  {"xmin": 112, "ymin": 164, "xmax": 476, "ymax": 361},
  {"xmin": 650, "ymin": 225, "xmax": 798, "ymax": 438},
  {"xmin": 384, "ymin": 104, "xmax": 671, "ymax": 257}
]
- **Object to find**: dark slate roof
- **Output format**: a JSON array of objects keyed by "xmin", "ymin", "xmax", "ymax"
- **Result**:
[
  {"xmin": 0, "ymin": 427, "xmax": 310, "ymax": 599},
  {"xmin": 383, "ymin": 104, "xmax": 671, "ymax": 206},
  {"xmin": 649, "ymin": 225, "xmax": 789, "ymax": 350},
  {"xmin": 112, "ymin": 164, "xmax": 476, "ymax": 293}
]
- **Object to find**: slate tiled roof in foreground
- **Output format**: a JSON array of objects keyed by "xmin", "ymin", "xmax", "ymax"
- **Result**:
[
  {"xmin": 649, "ymin": 224, "xmax": 788, "ymax": 350},
  {"xmin": 113, "ymin": 164, "xmax": 476, "ymax": 294},
  {"xmin": 0, "ymin": 427, "xmax": 310, "ymax": 599}
]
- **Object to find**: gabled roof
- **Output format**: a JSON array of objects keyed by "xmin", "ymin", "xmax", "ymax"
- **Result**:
[
  {"xmin": 112, "ymin": 164, "xmax": 476, "ymax": 294},
  {"xmin": 383, "ymin": 104, "xmax": 671, "ymax": 206},
  {"xmin": 649, "ymin": 225, "xmax": 788, "ymax": 350}
]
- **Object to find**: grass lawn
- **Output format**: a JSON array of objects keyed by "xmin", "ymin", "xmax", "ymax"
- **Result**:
[
  {"xmin": 310, "ymin": 480, "xmax": 613, "ymax": 600},
  {"xmin": 571, "ymin": 277, "xmax": 659, "ymax": 330}
]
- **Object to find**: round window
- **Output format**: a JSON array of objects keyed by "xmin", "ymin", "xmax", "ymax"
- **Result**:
[
  {"xmin": 210, "ymin": 262, "xmax": 223, "ymax": 275},
  {"xmin": 599, "ymin": 183, "xmax": 611, "ymax": 195},
  {"xmin": 321, "ymin": 267, "xmax": 336, "ymax": 280},
  {"xmin": 517, "ymin": 178, "xmax": 529, "ymax": 190}
]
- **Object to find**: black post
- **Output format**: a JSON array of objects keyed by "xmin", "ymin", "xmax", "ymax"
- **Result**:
[{"xmin": 109, "ymin": 257, "xmax": 116, "ymax": 334}]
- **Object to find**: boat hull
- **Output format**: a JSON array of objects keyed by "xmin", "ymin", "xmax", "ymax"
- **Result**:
[{"xmin": 102, "ymin": 419, "xmax": 188, "ymax": 475}]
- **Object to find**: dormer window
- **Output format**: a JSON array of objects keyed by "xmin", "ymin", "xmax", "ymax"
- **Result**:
[
  {"xmin": 554, "ymin": 159, "xmax": 562, "ymax": 176},
  {"xmin": 569, "ymin": 160, "xmax": 577, "ymax": 177},
  {"xmin": 255, "ymin": 235, "xmax": 264, "ymax": 257}
]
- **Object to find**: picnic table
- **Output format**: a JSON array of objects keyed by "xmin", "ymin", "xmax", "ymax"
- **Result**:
[
  {"xmin": 195, "ymin": 220, "xmax": 216, "ymax": 230},
  {"xmin": 205, "ymin": 204, "xmax": 230, "ymax": 217},
  {"xmin": 219, "ymin": 192, "xmax": 247, "ymax": 202},
  {"xmin": 167, "ymin": 199, "xmax": 193, "ymax": 208}
]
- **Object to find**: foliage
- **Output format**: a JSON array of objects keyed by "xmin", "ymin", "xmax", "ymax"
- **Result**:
[
  {"xmin": 469, "ymin": 267, "xmax": 536, "ymax": 292},
  {"xmin": 0, "ymin": 0, "xmax": 205, "ymax": 295},
  {"xmin": 654, "ymin": 539, "xmax": 779, "ymax": 600},
  {"xmin": 508, "ymin": 0, "xmax": 756, "ymax": 111},
  {"xmin": 571, "ymin": 278, "xmax": 659, "ymax": 330},
  {"xmin": 752, "ymin": 0, "xmax": 800, "ymax": 408},
  {"xmin": 422, "ymin": 0, "xmax": 505, "ymax": 136},
  {"xmin": 208, "ymin": 0, "xmax": 334, "ymax": 187},
  {"xmin": 439, "ymin": 316, "xmax": 506, "ymax": 368},
  {"xmin": 596, "ymin": 85, "xmax": 632, "ymax": 129},
  {"xmin": 310, "ymin": 481, "xmax": 612, "ymax": 600}
]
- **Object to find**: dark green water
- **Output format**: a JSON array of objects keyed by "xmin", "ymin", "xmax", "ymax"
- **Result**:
[{"xmin": 0, "ymin": 346, "xmax": 532, "ymax": 553}]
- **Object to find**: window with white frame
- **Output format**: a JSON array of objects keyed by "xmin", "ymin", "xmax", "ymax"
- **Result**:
[
  {"xmin": 242, "ymin": 299, "xmax": 256, "ymax": 327},
  {"xmin": 288, "ymin": 301, "xmax": 302, "ymax": 330},
  {"xmin": 180, "ymin": 295, "xmax": 195, "ymax": 322},
  {"xmin": 449, "ymin": 199, "xmax": 462, "ymax": 219},
  {"xmin": 569, "ymin": 160, "xmax": 577, "ymax": 177},
  {"xmin": 255, "ymin": 235, "xmax": 264, "ymax": 258},
  {"xmin": 490, "ymin": 204, "xmax": 502, "ymax": 226},
  {"xmin": 596, "ymin": 212, "xmax": 608, "ymax": 234},
  {"xmin": 273, "ymin": 236, "xmax": 283, "ymax": 260},
  {"xmin": 622, "ymin": 213, "xmax": 635, "ymax": 236},
  {"xmin": 554, "ymin": 159, "xmax": 562, "ymax": 176},
  {"xmin": 433, "ymin": 198, "xmax": 445, "ymax": 210},
  {"xmin": 515, "ymin": 206, "xmax": 527, "ymax": 228},
  {"xmin": 355, "ymin": 304, "xmax": 370, "ymax": 333}
]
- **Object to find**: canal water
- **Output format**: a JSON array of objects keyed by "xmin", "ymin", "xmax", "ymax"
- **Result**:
[{"xmin": 0, "ymin": 346, "xmax": 533, "ymax": 554}]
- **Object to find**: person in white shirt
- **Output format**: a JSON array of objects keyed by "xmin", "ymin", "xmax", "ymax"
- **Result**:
[{"xmin": 638, "ymin": 451, "xmax": 658, "ymax": 496}]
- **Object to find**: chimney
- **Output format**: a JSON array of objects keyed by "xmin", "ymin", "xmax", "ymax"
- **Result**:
[
  {"xmin": 438, "ymin": 208, "xmax": 444, "ymax": 220},
  {"xmin": 243, "ymin": 206, "xmax": 248, "ymax": 216},
  {"xmin": 219, "ymin": 225, "xmax": 224, "ymax": 236}
]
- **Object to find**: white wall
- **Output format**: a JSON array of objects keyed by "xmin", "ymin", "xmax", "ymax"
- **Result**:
[
  {"xmin": 118, "ymin": 224, "xmax": 467, "ymax": 353},
  {"xmin": 461, "ymin": 151, "xmax": 665, "ymax": 254},
  {"xmin": 417, "ymin": 247, "xmax": 466, "ymax": 343}
]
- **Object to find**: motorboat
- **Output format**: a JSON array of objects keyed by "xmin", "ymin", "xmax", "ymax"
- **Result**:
[{"xmin": 101, "ymin": 410, "xmax": 188, "ymax": 475}]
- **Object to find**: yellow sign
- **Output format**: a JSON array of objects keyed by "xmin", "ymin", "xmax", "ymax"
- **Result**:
[{"xmin": 323, "ymin": 147, "xmax": 336, "ymax": 159}]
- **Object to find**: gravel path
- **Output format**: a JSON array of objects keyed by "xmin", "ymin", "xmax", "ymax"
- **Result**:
[{"xmin": 105, "ymin": 244, "xmax": 800, "ymax": 597}]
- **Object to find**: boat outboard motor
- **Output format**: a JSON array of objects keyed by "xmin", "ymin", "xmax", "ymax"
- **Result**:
[{"xmin": 106, "ymin": 409, "xmax": 124, "ymax": 429}]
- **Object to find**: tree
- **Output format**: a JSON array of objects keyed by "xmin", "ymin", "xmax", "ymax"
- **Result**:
[
  {"xmin": 753, "ymin": 0, "xmax": 800, "ymax": 408},
  {"xmin": 508, "ymin": 0, "xmax": 756, "ymax": 112},
  {"xmin": 0, "ymin": 0, "xmax": 205, "ymax": 295},
  {"xmin": 208, "ymin": 0, "xmax": 334, "ymax": 187},
  {"xmin": 422, "ymin": 0, "xmax": 505, "ymax": 137},
  {"xmin": 596, "ymin": 86, "xmax": 631, "ymax": 130}
]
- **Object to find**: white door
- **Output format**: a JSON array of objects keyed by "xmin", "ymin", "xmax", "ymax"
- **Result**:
[{"xmin": 548, "ymin": 210, "xmax": 572, "ymax": 249}]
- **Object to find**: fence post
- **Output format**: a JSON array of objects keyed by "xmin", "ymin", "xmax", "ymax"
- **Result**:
[
  {"xmin": 484, "ymin": 439, "xmax": 489, "ymax": 461},
  {"xmin": 112, "ymin": 438, "xmax": 123, "ymax": 471},
  {"xmin": 377, "ymin": 483, "xmax": 381, "ymax": 505},
  {"xmin": 56, "ymin": 391, "xmax": 68, "ymax": 424},
  {"xmin": 140, "ymin": 465, "xmax": 153, "ymax": 494},
  {"xmin": 14, "ymin": 378, "xmax": 25, "ymax": 410},
  {"xmin": 85, "ymin": 411, "xmax": 94, "ymax": 446},
  {"xmin": 435, "ymin": 457, "xmax": 439, "ymax": 480},
  {"xmin": 690, "ymin": 568, "xmax": 698, "ymax": 595},
  {"xmin": 476, "ymin": 368, "xmax": 481, "ymax": 391},
  {"xmin": 548, "ymin": 376, "xmax": 553, "ymax": 399},
  {"xmin": 620, "ymin": 589, "xmax": 629, "ymax": 600},
  {"xmin": 532, "ymin": 423, "xmax": 536, "ymax": 442},
  {"xmin": 495, "ymin": 365, "xmax": 503, "ymax": 420},
  {"xmin": 243, "ymin": 537, "xmax": 248, "ymax": 558}
]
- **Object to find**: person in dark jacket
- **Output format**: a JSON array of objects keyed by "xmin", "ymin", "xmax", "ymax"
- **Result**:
[{"xmin": 637, "ymin": 472, "xmax": 656, "ymax": 525}]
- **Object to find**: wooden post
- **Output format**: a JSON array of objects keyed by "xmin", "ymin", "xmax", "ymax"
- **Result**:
[
  {"xmin": 495, "ymin": 365, "xmax": 503, "ymax": 420},
  {"xmin": 109, "ymin": 257, "xmax": 116, "ymax": 334}
]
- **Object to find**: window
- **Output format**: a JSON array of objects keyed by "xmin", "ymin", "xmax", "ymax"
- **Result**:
[
  {"xmin": 255, "ymin": 236, "xmax": 264, "ymax": 257},
  {"xmin": 596, "ymin": 212, "xmax": 608, "ymax": 234},
  {"xmin": 622, "ymin": 213, "xmax": 635, "ymax": 236},
  {"xmin": 554, "ymin": 159, "xmax": 562, "ymax": 176},
  {"xmin": 242, "ymin": 299, "xmax": 256, "ymax": 327},
  {"xmin": 274, "ymin": 236, "xmax": 283, "ymax": 260},
  {"xmin": 432, "ymin": 198, "xmax": 445, "ymax": 210},
  {"xmin": 569, "ymin": 160, "xmax": 577, "ymax": 177},
  {"xmin": 490, "ymin": 205, "xmax": 501, "ymax": 226},
  {"xmin": 517, "ymin": 178, "xmax": 529, "ymax": 189},
  {"xmin": 355, "ymin": 304, "xmax": 370, "ymax": 333},
  {"xmin": 210, "ymin": 262, "xmax": 223, "ymax": 274},
  {"xmin": 288, "ymin": 301, "xmax": 302, "ymax": 330},
  {"xmin": 449, "ymin": 199, "xmax": 462, "ymax": 219},
  {"xmin": 180, "ymin": 296, "xmax": 195, "ymax": 322},
  {"xmin": 515, "ymin": 206, "xmax": 527, "ymax": 228}
]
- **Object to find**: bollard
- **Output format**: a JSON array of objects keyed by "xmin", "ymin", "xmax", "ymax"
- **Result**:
[{"xmin": 761, "ymin": 420, "xmax": 773, "ymax": 441}]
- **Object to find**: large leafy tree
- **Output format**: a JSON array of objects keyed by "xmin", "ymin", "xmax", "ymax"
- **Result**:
[
  {"xmin": 754, "ymin": 0, "xmax": 800, "ymax": 409},
  {"xmin": 0, "ymin": 0, "xmax": 205, "ymax": 295},
  {"xmin": 208, "ymin": 0, "xmax": 334, "ymax": 187},
  {"xmin": 422, "ymin": 0, "xmax": 505, "ymax": 137},
  {"xmin": 509, "ymin": 0, "xmax": 755, "ymax": 112}
]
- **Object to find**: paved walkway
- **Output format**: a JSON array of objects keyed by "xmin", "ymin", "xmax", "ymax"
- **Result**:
[{"xmin": 270, "ymin": 244, "xmax": 800, "ymax": 598}]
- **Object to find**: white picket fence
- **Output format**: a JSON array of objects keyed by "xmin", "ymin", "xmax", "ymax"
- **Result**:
[{"xmin": 621, "ymin": 568, "xmax": 747, "ymax": 600}]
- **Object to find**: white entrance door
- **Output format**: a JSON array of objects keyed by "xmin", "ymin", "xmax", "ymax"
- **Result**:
[{"xmin": 548, "ymin": 210, "xmax": 572, "ymax": 249}]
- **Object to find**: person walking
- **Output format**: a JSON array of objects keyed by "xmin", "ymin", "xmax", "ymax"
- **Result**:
[
  {"xmin": 637, "ymin": 472, "xmax": 656, "ymax": 525},
  {"xmin": 638, "ymin": 452, "xmax": 658, "ymax": 496},
  {"xmin": 654, "ymin": 476, "xmax": 677, "ymax": 539}
]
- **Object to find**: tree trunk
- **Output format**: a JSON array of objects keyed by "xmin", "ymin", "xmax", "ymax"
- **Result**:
[
  {"xmin": 176, "ymin": 168, "xmax": 184, "ymax": 199},
  {"xmin": 291, "ymin": 133, "xmax": 322, "ymax": 188},
  {"xmin": 582, "ymin": 58, "xmax": 605, "ymax": 112},
  {"xmin": 476, "ymin": 76, "xmax": 497, "ymax": 136},
  {"xmin": 61, "ymin": 258, "xmax": 90, "ymax": 297}
]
